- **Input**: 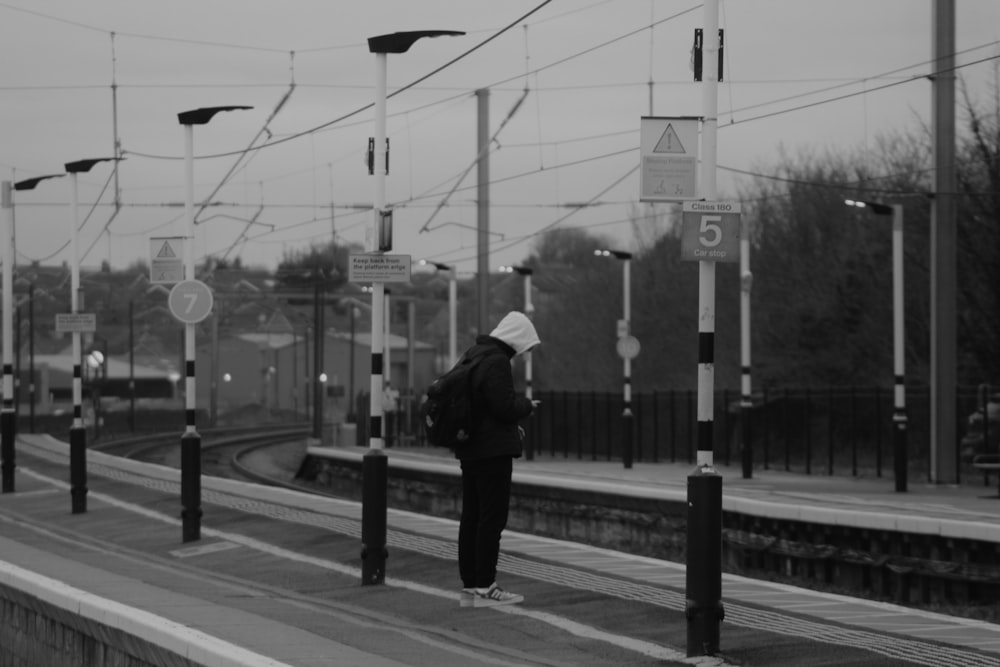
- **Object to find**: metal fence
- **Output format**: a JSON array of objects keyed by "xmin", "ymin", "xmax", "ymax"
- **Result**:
[{"xmin": 376, "ymin": 385, "xmax": 990, "ymax": 483}]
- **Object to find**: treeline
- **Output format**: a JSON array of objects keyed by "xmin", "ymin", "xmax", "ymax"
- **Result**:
[{"xmin": 521, "ymin": 85, "xmax": 999, "ymax": 393}]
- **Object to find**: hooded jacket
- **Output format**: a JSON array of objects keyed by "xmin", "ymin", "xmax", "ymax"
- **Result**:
[{"xmin": 456, "ymin": 312, "xmax": 539, "ymax": 461}]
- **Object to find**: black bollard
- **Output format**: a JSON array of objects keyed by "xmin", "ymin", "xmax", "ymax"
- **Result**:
[
  {"xmin": 1, "ymin": 409, "xmax": 14, "ymax": 492},
  {"xmin": 69, "ymin": 424, "xmax": 87, "ymax": 513},
  {"xmin": 181, "ymin": 431, "xmax": 202, "ymax": 542},
  {"xmin": 361, "ymin": 448, "xmax": 388, "ymax": 585},
  {"xmin": 622, "ymin": 408, "xmax": 634, "ymax": 469},
  {"xmin": 893, "ymin": 410, "xmax": 907, "ymax": 493},
  {"xmin": 741, "ymin": 398, "xmax": 753, "ymax": 479},
  {"xmin": 686, "ymin": 466, "xmax": 724, "ymax": 656}
]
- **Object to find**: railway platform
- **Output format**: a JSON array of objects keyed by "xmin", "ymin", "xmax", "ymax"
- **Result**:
[{"xmin": 1, "ymin": 433, "xmax": 999, "ymax": 666}]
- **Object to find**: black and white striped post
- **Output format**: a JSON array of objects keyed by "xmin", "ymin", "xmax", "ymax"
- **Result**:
[
  {"xmin": 1, "ymin": 182, "xmax": 17, "ymax": 494},
  {"xmin": 3, "ymin": 175, "xmax": 62, "ymax": 494},
  {"xmin": 501, "ymin": 265, "xmax": 536, "ymax": 459},
  {"xmin": 686, "ymin": 0, "xmax": 724, "ymax": 655},
  {"xmin": 594, "ymin": 250, "xmax": 635, "ymax": 469},
  {"xmin": 177, "ymin": 106, "xmax": 251, "ymax": 542},
  {"xmin": 65, "ymin": 159, "xmax": 118, "ymax": 514},
  {"xmin": 363, "ymin": 30, "xmax": 464, "ymax": 586},
  {"xmin": 740, "ymin": 219, "xmax": 753, "ymax": 479}
]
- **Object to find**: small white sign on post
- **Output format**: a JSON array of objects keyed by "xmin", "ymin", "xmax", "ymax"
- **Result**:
[
  {"xmin": 150, "ymin": 237, "xmax": 185, "ymax": 284},
  {"xmin": 617, "ymin": 335, "xmax": 641, "ymax": 360},
  {"xmin": 348, "ymin": 254, "xmax": 412, "ymax": 283},
  {"xmin": 55, "ymin": 313, "xmax": 97, "ymax": 333},
  {"xmin": 639, "ymin": 116, "xmax": 700, "ymax": 202}
]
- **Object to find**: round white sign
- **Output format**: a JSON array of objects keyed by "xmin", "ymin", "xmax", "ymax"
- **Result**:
[
  {"xmin": 616, "ymin": 335, "xmax": 641, "ymax": 360},
  {"xmin": 169, "ymin": 279, "xmax": 214, "ymax": 324}
]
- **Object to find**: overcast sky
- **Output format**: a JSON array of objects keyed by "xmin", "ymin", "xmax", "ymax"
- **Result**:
[{"xmin": 1, "ymin": 1, "xmax": 998, "ymax": 277}]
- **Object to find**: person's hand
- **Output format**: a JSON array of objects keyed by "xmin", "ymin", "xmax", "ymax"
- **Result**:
[{"xmin": 531, "ymin": 399, "xmax": 541, "ymax": 408}]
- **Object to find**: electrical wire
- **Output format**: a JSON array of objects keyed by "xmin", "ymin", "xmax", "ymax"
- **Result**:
[{"xmin": 121, "ymin": 1, "xmax": 554, "ymax": 162}]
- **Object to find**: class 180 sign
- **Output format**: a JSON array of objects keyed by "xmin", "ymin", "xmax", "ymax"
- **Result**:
[{"xmin": 680, "ymin": 200, "xmax": 741, "ymax": 263}]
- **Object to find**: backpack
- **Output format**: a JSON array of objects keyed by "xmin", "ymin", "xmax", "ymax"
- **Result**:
[{"xmin": 420, "ymin": 357, "xmax": 480, "ymax": 449}]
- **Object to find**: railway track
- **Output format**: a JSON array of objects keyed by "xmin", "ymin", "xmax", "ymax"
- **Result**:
[{"xmin": 92, "ymin": 424, "xmax": 311, "ymax": 484}]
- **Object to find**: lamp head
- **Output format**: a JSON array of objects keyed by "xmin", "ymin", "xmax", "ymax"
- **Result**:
[
  {"xmin": 65, "ymin": 158, "xmax": 121, "ymax": 174},
  {"xmin": 595, "ymin": 249, "xmax": 632, "ymax": 260},
  {"xmin": 844, "ymin": 199, "xmax": 893, "ymax": 216},
  {"xmin": 14, "ymin": 174, "xmax": 64, "ymax": 191},
  {"xmin": 368, "ymin": 30, "xmax": 465, "ymax": 54},
  {"xmin": 178, "ymin": 106, "xmax": 253, "ymax": 126}
]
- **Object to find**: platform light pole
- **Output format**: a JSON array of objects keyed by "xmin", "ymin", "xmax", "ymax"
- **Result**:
[
  {"xmin": 420, "ymin": 260, "xmax": 457, "ymax": 369},
  {"xmin": 177, "ymin": 105, "xmax": 251, "ymax": 542},
  {"xmin": 348, "ymin": 304, "xmax": 359, "ymax": 423},
  {"xmin": 65, "ymin": 159, "xmax": 118, "ymax": 514},
  {"xmin": 499, "ymin": 265, "xmax": 534, "ymax": 395},
  {"xmin": 686, "ymin": 0, "xmax": 724, "ymax": 655},
  {"xmin": 2, "ymin": 175, "xmax": 62, "ymax": 493},
  {"xmin": 363, "ymin": 29, "xmax": 464, "ymax": 586},
  {"xmin": 594, "ymin": 249, "xmax": 634, "ymax": 469},
  {"xmin": 740, "ymin": 220, "xmax": 753, "ymax": 479},
  {"xmin": 845, "ymin": 199, "xmax": 907, "ymax": 492}
]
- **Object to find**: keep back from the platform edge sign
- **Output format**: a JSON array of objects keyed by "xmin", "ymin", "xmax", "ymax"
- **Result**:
[{"xmin": 680, "ymin": 200, "xmax": 741, "ymax": 263}]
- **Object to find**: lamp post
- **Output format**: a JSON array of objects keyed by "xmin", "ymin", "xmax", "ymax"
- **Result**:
[
  {"xmin": 845, "ymin": 198, "xmax": 907, "ymax": 492},
  {"xmin": 177, "ymin": 105, "xmax": 251, "ymax": 542},
  {"xmin": 85, "ymin": 346, "xmax": 105, "ymax": 441},
  {"xmin": 363, "ymin": 29, "xmax": 463, "ymax": 586},
  {"xmin": 2, "ymin": 174, "xmax": 62, "ymax": 493},
  {"xmin": 420, "ymin": 260, "xmax": 457, "ymax": 369},
  {"xmin": 595, "ymin": 249, "xmax": 635, "ymax": 469},
  {"xmin": 348, "ymin": 304, "xmax": 359, "ymax": 423},
  {"xmin": 65, "ymin": 158, "xmax": 118, "ymax": 513},
  {"xmin": 740, "ymin": 220, "xmax": 753, "ymax": 479}
]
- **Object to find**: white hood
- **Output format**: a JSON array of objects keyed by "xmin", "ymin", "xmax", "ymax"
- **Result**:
[{"xmin": 489, "ymin": 311, "xmax": 541, "ymax": 356}]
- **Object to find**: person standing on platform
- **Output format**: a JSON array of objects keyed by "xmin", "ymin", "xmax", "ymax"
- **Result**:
[
  {"xmin": 457, "ymin": 311, "xmax": 540, "ymax": 607},
  {"xmin": 382, "ymin": 381, "xmax": 400, "ymax": 447}
]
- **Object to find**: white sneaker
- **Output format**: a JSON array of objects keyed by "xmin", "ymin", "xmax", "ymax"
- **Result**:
[
  {"xmin": 459, "ymin": 588, "xmax": 475, "ymax": 608},
  {"xmin": 472, "ymin": 583, "xmax": 524, "ymax": 607}
]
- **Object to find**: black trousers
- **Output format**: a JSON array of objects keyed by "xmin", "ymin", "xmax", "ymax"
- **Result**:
[{"xmin": 458, "ymin": 455, "xmax": 513, "ymax": 589}]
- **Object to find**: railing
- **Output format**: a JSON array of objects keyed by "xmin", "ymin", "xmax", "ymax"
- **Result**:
[{"xmin": 374, "ymin": 385, "xmax": 989, "ymax": 483}]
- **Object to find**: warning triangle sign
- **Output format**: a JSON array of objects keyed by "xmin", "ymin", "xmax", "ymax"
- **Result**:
[
  {"xmin": 156, "ymin": 241, "xmax": 176, "ymax": 258},
  {"xmin": 653, "ymin": 124, "xmax": 686, "ymax": 154}
]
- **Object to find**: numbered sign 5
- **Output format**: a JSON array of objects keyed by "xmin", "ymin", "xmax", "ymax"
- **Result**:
[
  {"xmin": 169, "ymin": 280, "xmax": 214, "ymax": 324},
  {"xmin": 681, "ymin": 201, "xmax": 741, "ymax": 263}
]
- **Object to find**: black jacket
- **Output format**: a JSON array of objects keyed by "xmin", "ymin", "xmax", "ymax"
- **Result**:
[{"xmin": 456, "ymin": 335, "xmax": 534, "ymax": 461}]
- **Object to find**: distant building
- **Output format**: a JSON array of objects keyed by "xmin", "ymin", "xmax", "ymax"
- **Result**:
[
  {"xmin": 10, "ymin": 352, "xmax": 178, "ymax": 415},
  {"xmin": 196, "ymin": 329, "xmax": 436, "ymax": 419}
]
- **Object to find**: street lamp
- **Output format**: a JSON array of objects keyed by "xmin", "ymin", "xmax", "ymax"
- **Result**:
[
  {"xmin": 363, "ymin": 29, "xmax": 464, "ymax": 586},
  {"xmin": 2, "ymin": 174, "xmax": 63, "ymax": 494},
  {"xmin": 420, "ymin": 259, "xmax": 457, "ymax": 369},
  {"xmin": 845, "ymin": 198, "xmax": 907, "ymax": 492},
  {"xmin": 65, "ymin": 158, "xmax": 118, "ymax": 514},
  {"xmin": 85, "ymin": 346, "xmax": 106, "ymax": 441},
  {"xmin": 177, "ymin": 105, "xmax": 252, "ymax": 542},
  {"xmin": 345, "ymin": 304, "xmax": 361, "ymax": 423},
  {"xmin": 594, "ymin": 249, "xmax": 635, "ymax": 469}
]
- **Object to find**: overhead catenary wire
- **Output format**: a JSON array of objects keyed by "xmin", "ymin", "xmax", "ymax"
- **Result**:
[
  {"xmin": 418, "ymin": 87, "xmax": 530, "ymax": 234},
  {"xmin": 7, "ymin": 2, "xmax": 999, "ymax": 272}
]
